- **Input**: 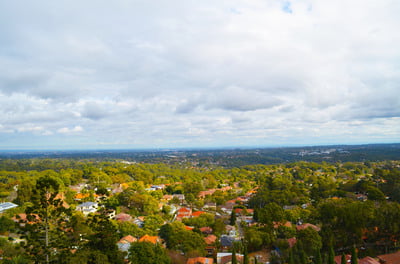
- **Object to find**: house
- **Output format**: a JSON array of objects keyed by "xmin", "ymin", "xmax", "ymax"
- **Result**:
[
  {"xmin": 115, "ymin": 213, "xmax": 133, "ymax": 222},
  {"xmin": 296, "ymin": 223, "xmax": 321, "ymax": 232},
  {"xmin": 358, "ymin": 257, "xmax": 380, "ymax": 264},
  {"xmin": 204, "ymin": 235, "xmax": 217, "ymax": 245},
  {"xmin": 225, "ymin": 200, "xmax": 237, "ymax": 207},
  {"xmin": 200, "ymin": 227, "xmax": 213, "ymax": 234},
  {"xmin": 217, "ymin": 252, "xmax": 244, "ymax": 264},
  {"xmin": 233, "ymin": 208, "xmax": 254, "ymax": 216},
  {"xmin": 203, "ymin": 202, "xmax": 217, "ymax": 211},
  {"xmin": 220, "ymin": 235, "xmax": 235, "ymax": 251},
  {"xmin": 220, "ymin": 205, "xmax": 233, "ymax": 215},
  {"xmin": 0, "ymin": 202, "xmax": 18, "ymax": 213},
  {"xmin": 151, "ymin": 184, "xmax": 165, "ymax": 190},
  {"xmin": 192, "ymin": 211, "xmax": 206, "ymax": 218},
  {"xmin": 12, "ymin": 213, "xmax": 40, "ymax": 226},
  {"xmin": 139, "ymin": 234, "xmax": 162, "ymax": 244},
  {"xmin": 176, "ymin": 207, "xmax": 192, "ymax": 220},
  {"xmin": 204, "ymin": 235, "xmax": 217, "ymax": 256},
  {"xmin": 187, "ymin": 257, "xmax": 214, "ymax": 264},
  {"xmin": 172, "ymin": 194, "xmax": 185, "ymax": 204},
  {"xmin": 225, "ymin": 225, "xmax": 237, "ymax": 237},
  {"xmin": 198, "ymin": 189, "xmax": 216, "ymax": 199},
  {"xmin": 238, "ymin": 215, "xmax": 254, "ymax": 226},
  {"xmin": 117, "ymin": 235, "xmax": 137, "ymax": 252},
  {"xmin": 287, "ymin": 237, "xmax": 297, "ymax": 248},
  {"xmin": 76, "ymin": 202, "xmax": 98, "ymax": 216},
  {"xmin": 334, "ymin": 254, "xmax": 351, "ymax": 264},
  {"xmin": 112, "ymin": 183, "xmax": 128, "ymax": 194},
  {"xmin": 133, "ymin": 216, "xmax": 145, "ymax": 227},
  {"xmin": 378, "ymin": 251, "xmax": 400, "ymax": 264},
  {"xmin": 74, "ymin": 193, "xmax": 90, "ymax": 201},
  {"xmin": 163, "ymin": 195, "xmax": 173, "ymax": 201}
]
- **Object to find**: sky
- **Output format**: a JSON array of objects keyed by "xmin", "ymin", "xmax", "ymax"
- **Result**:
[{"xmin": 0, "ymin": 0, "xmax": 399, "ymax": 150}]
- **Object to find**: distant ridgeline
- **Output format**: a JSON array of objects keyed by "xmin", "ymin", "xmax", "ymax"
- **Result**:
[{"xmin": 0, "ymin": 143, "xmax": 399, "ymax": 167}]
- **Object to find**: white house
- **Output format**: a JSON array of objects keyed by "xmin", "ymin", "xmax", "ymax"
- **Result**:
[{"xmin": 76, "ymin": 202, "xmax": 98, "ymax": 216}]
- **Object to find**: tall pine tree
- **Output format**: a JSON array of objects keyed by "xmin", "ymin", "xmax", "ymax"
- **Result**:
[
  {"xmin": 351, "ymin": 247, "xmax": 358, "ymax": 264},
  {"xmin": 328, "ymin": 246, "xmax": 335, "ymax": 264},
  {"xmin": 22, "ymin": 175, "xmax": 73, "ymax": 264},
  {"xmin": 341, "ymin": 253, "xmax": 347, "ymax": 264},
  {"xmin": 232, "ymin": 245, "xmax": 237, "ymax": 264},
  {"xmin": 314, "ymin": 249, "xmax": 322, "ymax": 264}
]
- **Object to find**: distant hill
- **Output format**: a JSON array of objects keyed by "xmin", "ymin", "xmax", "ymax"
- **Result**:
[{"xmin": 0, "ymin": 143, "xmax": 399, "ymax": 167}]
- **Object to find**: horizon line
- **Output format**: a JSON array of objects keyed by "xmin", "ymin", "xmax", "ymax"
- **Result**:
[{"xmin": 0, "ymin": 142, "xmax": 399, "ymax": 153}]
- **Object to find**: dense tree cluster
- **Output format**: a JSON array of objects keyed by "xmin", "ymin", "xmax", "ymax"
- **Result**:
[{"xmin": 0, "ymin": 158, "xmax": 399, "ymax": 263}]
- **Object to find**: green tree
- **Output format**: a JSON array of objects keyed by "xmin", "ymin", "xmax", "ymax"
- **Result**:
[
  {"xmin": 243, "ymin": 243, "xmax": 249, "ymax": 264},
  {"xmin": 328, "ymin": 246, "xmax": 335, "ymax": 264},
  {"xmin": 351, "ymin": 247, "xmax": 358, "ymax": 264},
  {"xmin": 22, "ymin": 175, "xmax": 72, "ymax": 264},
  {"xmin": 129, "ymin": 242, "xmax": 171, "ymax": 264},
  {"xmin": 3, "ymin": 255, "xmax": 31, "ymax": 264},
  {"xmin": 297, "ymin": 227, "xmax": 322, "ymax": 256},
  {"xmin": 232, "ymin": 245, "xmax": 237, "ymax": 264},
  {"xmin": 341, "ymin": 253, "xmax": 346, "ymax": 264},
  {"xmin": 230, "ymin": 210, "xmax": 237, "ymax": 225},
  {"xmin": 314, "ymin": 249, "xmax": 322, "ymax": 264},
  {"xmin": 84, "ymin": 214, "xmax": 124, "ymax": 264},
  {"xmin": 288, "ymin": 250, "xmax": 295, "ymax": 264},
  {"xmin": 0, "ymin": 215, "xmax": 16, "ymax": 233},
  {"xmin": 159, "ymin": 222, "xmax": 205, "ymax": 255}
]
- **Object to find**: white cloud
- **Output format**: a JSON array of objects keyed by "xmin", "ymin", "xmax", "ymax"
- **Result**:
[
  {"xmin": 0, "ymin": 0, "xmax": 399, "ymax": 149},
  {"xmin": 57, "ymin": 126, "xmax": 83, "ymax": 134}
]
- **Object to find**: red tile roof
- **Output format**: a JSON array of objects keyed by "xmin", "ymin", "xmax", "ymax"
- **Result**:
[
  {"xmin": 378, "ymin": 251, "xmax": 400, "ymax": 264},
  {"xmin": 192, "ymin": 211, "xmax": 206, "ymax": 217},
  {"xmin": 287, "ymin": 237, "xmax": 297, "ymax": 248},
  {"xmin": 296, "ymin": 223, "xmax": 321, "ymax": 232},
  {"xmin": 200, "ymin": 226, "xmax": 213, "ymax": 234},
  {"xmin": 334, "ymin": 254, "xmax": 351, "ymax": 264},
  {"xmin": 359, "ymin": 256, "xmax": 380, "ymax": 264},
  {"xmin": 204, "ymin": 235, "xmax": 217, "ymax": 245}
]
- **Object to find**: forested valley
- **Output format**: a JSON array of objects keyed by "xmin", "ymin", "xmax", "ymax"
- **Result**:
[{"xmin": 0, "ymin": 153, "xmax": 400, "ymax": 264}]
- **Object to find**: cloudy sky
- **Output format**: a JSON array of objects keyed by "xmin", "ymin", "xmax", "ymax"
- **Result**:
[{"xmin": 0, "ymin": 0, "xmax": 399, "ymax": 150}]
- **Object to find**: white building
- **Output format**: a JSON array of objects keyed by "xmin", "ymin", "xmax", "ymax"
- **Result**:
[{"xmin": 76, "ymin": 202, "xmax": 98, "ymax": 216}]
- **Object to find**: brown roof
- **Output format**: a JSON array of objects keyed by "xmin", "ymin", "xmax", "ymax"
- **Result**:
[
  {"xmin": 378, "ymin": 251, "xmax": 400, "ymax": 264},
  {"xmin": 334, "ymin": 254, "xmax": 351, "ymax": 264},
  {"xmin": 287, "ymin": 237, "xmax": 297, "ymax": 248},
  {"xmin": 204, "ymin": 235, "xmax": 217, "ymax": 245},
  {"xmin": 359, "ymin": 256, "xmax": 380, "ymax": 264},
  {"xmin": 118, "ymin": 235, "xmax": 137, "ymax": 244},
  {"xmin": 115, "ymin": 213, "xmax": 132, "ymax": 222},
  {"xmin": 200, "ymin": 226, "xmax": 213, "ymax": 234},
  {"xmin": 296, "ymin": 223, "xmax": 321, "ymax": 232},
  {"xmin": 273, "ymin": 221, "xmax": 292, "ymax": 229},
  {"xmin": 187, "ymin": 257, "xmax": 213, "ymax": 264}
]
